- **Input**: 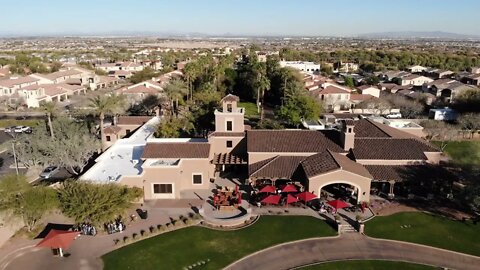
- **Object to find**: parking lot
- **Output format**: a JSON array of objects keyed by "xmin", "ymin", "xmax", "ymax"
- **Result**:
[{"xmin": 0, "ymin": 130, "xmax": 72, "ymax": 181}]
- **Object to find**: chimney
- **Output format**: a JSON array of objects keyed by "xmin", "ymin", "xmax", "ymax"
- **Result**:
[
  {"xmin": 340, "ymin": 120, "xmax": 355, "ymax": 151},
  {"xmin": 113, "ymin": 115, "xmax": 118, "ymax": 126},
  {"xmin": 155, "ymin": 106, "xmax": 160, "ymax": 118}
]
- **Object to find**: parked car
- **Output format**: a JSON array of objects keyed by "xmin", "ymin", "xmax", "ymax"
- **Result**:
[
  {"xmin": 39, "ymin": 166, "xmax": 60, "ymax": 179},
  {"xmin": 13, "ymin": 126, "xmax": 32, "ymax": 133},
  {"xmin": 385, "ymin": 113, "xmax": 402, "ymax": 119},
  {"xmin": 4, "ymin": 126, "xmax": 16, "ymax": 133}
]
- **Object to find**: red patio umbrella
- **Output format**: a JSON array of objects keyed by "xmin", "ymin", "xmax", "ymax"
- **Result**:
[
  {"xmin": 36, "ymin": 229, "xmax": 80, "ymax": 257},
  {"xmin": 281, "ymin": 184, "xmax": 298, "ymax": 193},
  {"xmin": 261, "ymin": 194, "xmax": 281, "ymax": 205},
  {"xmin": 286, "ymin": 194, "xmax": 299, "ymax": 204},
  {"xmin": 296, "ymin": 191, "xmax": 318, "ymax": 202},
  {"xmin": 258, "ymin": 185, "xmax": 276, "ymax": 193},
  {"xmin": 327, "ymin": 199, "xmax": 349, "ymax": 210}
]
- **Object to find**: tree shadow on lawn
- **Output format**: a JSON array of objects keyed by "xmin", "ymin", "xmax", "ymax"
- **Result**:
[{"xmin": 390, "ymin": 164, "xmax": 474, "ymax": 220}]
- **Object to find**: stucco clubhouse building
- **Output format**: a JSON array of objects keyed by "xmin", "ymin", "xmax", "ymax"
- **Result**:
[{"xmin": 82, "ymin": 94, "xmax": 442, "ymax": 204}]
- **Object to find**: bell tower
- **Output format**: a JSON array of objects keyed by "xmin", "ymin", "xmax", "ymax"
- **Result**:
[
  {"xmin": 340, "ymin": 120, "xmax": 355, "ymax": 151},
  {"xmin": 214, "ymin": 94, "xmax": 245, "ymax": 133}
]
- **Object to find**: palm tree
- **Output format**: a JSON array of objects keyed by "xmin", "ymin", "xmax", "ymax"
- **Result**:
[
  {"xmin": 89, "ymin": 95, "xmax": 125, "ymax": 152},
  {"xmin": 164, "ymin": 79, "xmax": 189, "ymax": 117},
  {"xmin": 40, "ymin": 102, "xmax": 58, "ymax": 139},
  {"xmin": 253, "ymin": 63, "xmax": 270, "ymax": 114},
  {"xmin": 184, "ymin": 62, "xmax": 200, "ymax": 101}
]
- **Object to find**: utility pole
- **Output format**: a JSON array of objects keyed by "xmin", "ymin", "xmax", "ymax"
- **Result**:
[{"xmin": 11, "ymin": 142, "xmax": 18, "ymax": 175}]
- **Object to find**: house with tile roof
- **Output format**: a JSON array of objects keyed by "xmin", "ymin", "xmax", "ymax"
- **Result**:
[
  {"xmin": 401, "ymin": 74, "xmax": 433, "ymax": 86},
  {"xmin": 356, "ymin": 85, "xmax": 380, "ymax": 98},
  {"xmin": 82, "ymin": 94, "xmax": 443, "ymax": 203},
  {"xmin": 311, "ymin": 83, "xmax": 352, "ymax": 112}
]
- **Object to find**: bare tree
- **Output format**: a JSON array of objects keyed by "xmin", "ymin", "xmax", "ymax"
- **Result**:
[
  {"xmin": 384, "ymin": 95, "xmax": 425, "ymax": 119},
  {"xmin": 420, "ymin": 120, "xmax": 458, "ymax": 150},
  {"xmin": 458, "ymin": 113, "xmax": 480, "ymax": 139},
  {"xmin": 356, "ymin": 98, "xmax": 392, "ymax": 115}
]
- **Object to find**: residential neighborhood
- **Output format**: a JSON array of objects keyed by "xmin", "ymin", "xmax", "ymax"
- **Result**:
[{"xmin": 0, "ymin": 1, "xmax": 479, "ymax": 270}]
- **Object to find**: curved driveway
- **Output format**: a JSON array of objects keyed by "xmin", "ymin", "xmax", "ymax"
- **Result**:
[{"xmin": 225, "ymin": 234, "xmax": 480, "ymax": 270}]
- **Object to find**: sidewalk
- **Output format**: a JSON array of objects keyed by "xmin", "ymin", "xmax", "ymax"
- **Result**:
[{"xmin": 0, "ymin": 207, "xmax": 195, "ymax": 270}]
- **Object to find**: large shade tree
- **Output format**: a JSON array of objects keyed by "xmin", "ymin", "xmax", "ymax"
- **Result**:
[
  {"xmin": 58, "ymin": 180, "xmax": 142, "ymax": 224},
  {"xmin": 276, "ymin": 93, "xmax": 322, "ymax": 127},
  {"xmin": 0, "ymin": 174, "xmax": 58, "ymax": 232},
  {"xmin": 14, "ymin": 117, "xmax": 100, "ymax": 175}
]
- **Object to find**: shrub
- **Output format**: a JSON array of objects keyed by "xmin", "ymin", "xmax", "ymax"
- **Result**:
[
  {"xmin": 140, "ymin": 229, "xmax": 149, "ymax": 237},
  {"xmin": 113, "ymin": 239, "xmax": 120, "ymax": 245},
  {"xmin": 157, "ymin": 224, "xmax": 164, "ymax": 231},
  {"xmin": 132, "ymin": 233, "xmax": 138, "ymax": 240},
  {"xmin": 149, "ymin": 226, "xmax": 157, "ymax": 233},
  {"xmin": 185, "ymin": 218, "xmax": 195, "ymax": 225},
  {"xmin": 123, "ymin": 236, "xmax": 130, "ymax": 243}
]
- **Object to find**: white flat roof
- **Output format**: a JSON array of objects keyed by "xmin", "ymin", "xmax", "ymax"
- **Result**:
[{"xmin": 80, "ymin": 116, "xmax": 161, "ymax": 183}]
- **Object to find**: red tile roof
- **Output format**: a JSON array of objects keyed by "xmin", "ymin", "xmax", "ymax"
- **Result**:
[
  {"xmin": 208, "ymin": 131, "xmax": 245, "ymax": 137},
  {"xmin": 249, "ymin": 156, "xmax": 307, "ymax": 179},
  {"xmin": 142, "ymin": 142, "xmax": 210, "ymax": 159},
  {"xmin": 246, "ymin": 130, "xmax": 344, "ymax": 153},
  {"xmin": 248, "ymin": 150, "xmax": 372, "ymax": 180},
  {"xmin": 221, "ymin": 94, "xmax": 240, "ymax": 102},
  {"xmin": 117, "ymin": 116, "xmax": 152, "ymax": 126},
  {"xmin": 104, "ymin": 126, "xmax": 122, "ymax": 134},
  {"xmin": 317, "ymin": 85, "xmax": 350, "ymax": 94},
  {"xmin": 352, "ymin": 138, "xmax": 437, "ymax": 160},
  {"xmin": 301, "ymin": 151, "xmax": 372, "ymax": 179}
]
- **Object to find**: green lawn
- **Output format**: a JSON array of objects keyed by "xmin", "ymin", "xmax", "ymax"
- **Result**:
[
  {"xmin": 433, "ymin": 141, "xmax": 480, "ymax": 166},
  {"xmin": 300, "ymin": 260, "xmax": 435, "ymax": 270},
  {"xmin": 365, "ymin": 212, "xmax": 480, "ymax": 256},
  {"xmin": 238, "ymin": 102, "xmax": 260, "ymax": 119},
  {"xmin": 103, "ymin": 216, "xmax": 336, "ymax": 270},
  {"xmin": 0, "ymin": 119, "xmax": 43, "ymax": 128}
]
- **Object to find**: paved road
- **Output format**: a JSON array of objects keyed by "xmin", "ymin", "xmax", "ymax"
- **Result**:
[{"xmin": 225, "ymin": 234, "xmax": 480, "ymax": 270}]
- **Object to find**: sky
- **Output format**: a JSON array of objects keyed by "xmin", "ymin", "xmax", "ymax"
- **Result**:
[{"xmin": 2, "ymin": 0, "xmax": 480, "ymax": 37}]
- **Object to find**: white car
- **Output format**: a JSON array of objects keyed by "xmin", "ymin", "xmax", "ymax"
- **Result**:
[
  {"xmin": 385, "ymin": 113, "xmax": 402, "ymax": 119},
  {"xmin": 13, "ymin": 126, "xmax": 32, "ymax": 133},
  {"xmin": 4, "ymin": 126, "xmax": 16, "ymax": 133},
  {"xmin": 39, "ymin": 166, "xmax": 60, "ymax": 179}
]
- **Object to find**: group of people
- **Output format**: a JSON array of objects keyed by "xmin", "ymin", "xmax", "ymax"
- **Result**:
[
  {"xmin": 74, "ymin": 223, "xmax": 97, "ymax": 236},
  {"xmin": 104, "ymin": 218, "xmax": 126, "ymax": 234}
]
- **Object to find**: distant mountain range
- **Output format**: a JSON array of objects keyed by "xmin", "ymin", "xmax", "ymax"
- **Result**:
[
  {"xmin": 1, "ymin": 30, "xmax": 479, "ymax": 40},
  {"xmin": 357, "ymin": 31, "xmax": 480, "ymax": 40}
]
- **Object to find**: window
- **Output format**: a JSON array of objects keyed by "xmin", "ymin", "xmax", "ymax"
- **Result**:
[
  {"xmin": 227, "ymin": 103, "xmax": 232, "ymax": 112},
  {"xmin": 226, "ymin": 140, "xmax": 233, "ymax": 148},
  {"xmin": 106, "ymin": 135, "xmax": 111, "ymax": 142},
  {"xmin": 153, "ymin": 184, "xmax": 173, "ymax": 194},
  {"xmin": 226, "ymin": 121, "xmax": 233, "ymax": 131},
  {"xmin": 193, "ymin": 174, "xmax": 202, "ymax": 185}
]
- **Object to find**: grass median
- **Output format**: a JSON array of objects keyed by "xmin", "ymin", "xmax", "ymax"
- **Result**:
[
  {"xmin": 365, "ymin": 212, "xmax": 480, "ymax": 256},
  {"xmin": 103, "ymin": 215, "xmax": 336, "ymax": 270}
]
